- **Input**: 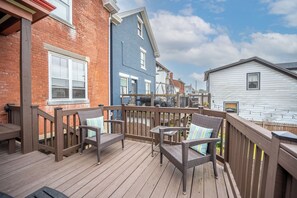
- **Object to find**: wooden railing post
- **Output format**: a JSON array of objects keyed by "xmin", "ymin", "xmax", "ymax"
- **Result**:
[
  {"xmin": 198, "ymin": 106, "xmax": 204, "ymax": 115},
  {"xmin": 31, "ymin": 105, "xmax": 39, "ymax": 151},
  {"xmin": 150, "ymin": 92, "xmax": 154, "ymax": 106},
  {"xmin": 264, "ymin": 131, "xmax": 295, "ymax": 198},
  {"xmin": 54, "ymin": 107, "xmax": 64, "ymax": 162},
  {"xmin": 176, "ymin": 92, "xmax": 180, "ymax": 107},
  {"xmin": 224, "ymin": 120, "xmax": 230, "ymax": 167},
  {"xmin": 122, "ymin": 104, "xmax": 127, "ymax": 135},
  {"xmin": 208, "ymin": 93, "xmax": 211, "ymax": 108},
  {"xmin": 154, "ymin": 105, "xmax": 160, "ymax": 127}
]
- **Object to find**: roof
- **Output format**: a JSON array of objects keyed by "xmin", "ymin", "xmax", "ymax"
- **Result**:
[
  {"xmin": 156, "ymin": 61, "xmax": 170, "ymax": 72},
  {"xmin": 0, "ymin": 0, "xmax": 55, "ymax": 35},
  {"xmin": 276, "ymin": 62, "xmax": 297, "ymax": 70},
  {"xmin": 204, "ymin": 56, "xmax": 297, "ymax": 81},
  {"xmin": 116, "ymin": 7, "xmax": 160, "ymax": 58}
]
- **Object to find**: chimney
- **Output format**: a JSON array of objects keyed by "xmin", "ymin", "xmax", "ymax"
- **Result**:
[{"xmin": 170, "ymin": 72, "xmax": 173, "ymax": 80}]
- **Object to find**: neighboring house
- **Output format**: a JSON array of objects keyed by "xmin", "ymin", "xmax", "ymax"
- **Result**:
[
  {"xmin": 276, "ymin": 62, "xmax": 297, "ymax": 73},
  {"xmin": 184, "ymin": 84, "xmax": 195, "ymax": 95},
  {"xmin": 110, "ymin": 7, "xmax": 160, "ymax": 105},
  {"xmin": 172, "ymin": 78, "xmax": 185, "ymax": 94},
  {"xmin": 204, "ymin": 57, "xmax": 297, "ymax": 124},
  {"xmin": 156, "ymin": 61, "xmax": 173, "ymax": 95},
  {"xmin": 0, "ymin": 0, "xmax": 119, "ymax": 123}
]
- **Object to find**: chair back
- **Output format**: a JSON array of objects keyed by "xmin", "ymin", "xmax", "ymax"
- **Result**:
[
  {"xmin": 191, "ymin": 113, "xmax": 223, "ymax": 154},
  {"xmin": 77, "ymin": 108, "xmax": 103, "ymax": 134}
]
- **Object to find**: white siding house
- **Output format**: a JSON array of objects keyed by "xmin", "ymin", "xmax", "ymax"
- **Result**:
[
  {"xmin": 205, "ymin": 57, "xmax": 297, "ymax": 124},
  {"xmin": 156, "ymin": 61, "xmax": 170, "ymax": 94}
]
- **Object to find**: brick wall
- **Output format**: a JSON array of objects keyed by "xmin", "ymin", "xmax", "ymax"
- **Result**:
[{"xmin": 0, "ymin": 0, "xmax": 110, "ymax": 123}]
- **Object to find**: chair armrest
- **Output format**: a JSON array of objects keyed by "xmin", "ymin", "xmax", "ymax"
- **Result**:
[
  {"xmin": 104, "ymin": 120, "xmax": 124, "ymax": 124},
  {"xmin": 79, "ymin": 125, "xmax": 101, "ymax": 133},
  {"xmin": 79, "ymin": 125, "xmax": 101, "ymax": 142},
  {"xmin": 182, "ymin": 138, "xmax": 220, "ymax": 147}
]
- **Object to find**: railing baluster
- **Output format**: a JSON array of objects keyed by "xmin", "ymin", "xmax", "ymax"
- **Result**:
[{"xmin": 44, "ymin": 117, "xmax": 47, "ymax": 146}]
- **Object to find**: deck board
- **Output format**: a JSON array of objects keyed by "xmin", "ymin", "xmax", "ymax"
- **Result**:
[{"xmin": 0, "ymin": 140, "xmax": 230, "ymax": 198}]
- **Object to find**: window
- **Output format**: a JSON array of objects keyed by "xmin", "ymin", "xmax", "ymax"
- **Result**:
[
  {"xmin": 137, "ymin": 15, "xmax": 143, "ymax": 38},
  {"xmin": 49, "ymin": 52, "xmax": 87, "ymax": 102},
  {"xmin": 145, "ymin": 80, "xmax": 151, "ymax": 94},
  {"xmin": 247, "ymin": 72, "xmax": 260, "ymax": 90},
  {"xmin": 140, "ymin": 48, "xmax": 146, "ymax": 69},
  {"xmin": 48, "ymin": 0, "xmax": 72, "ymax": 24},
  {"xmin": 224, "ymin": 102, "xmax": 239, "ymax": 114},
  {"xmin": 120, "ymin": 77, "xmax": 128, "ymax": 96}
]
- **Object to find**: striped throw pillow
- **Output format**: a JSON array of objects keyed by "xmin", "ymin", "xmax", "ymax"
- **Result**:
[
  {"xmin": 187, "ymin": 123, "xmax": 213, "ymax": 155},
  {"xmin": 86, "ymin": 116, "xmax": 104, "ymax": 137}
]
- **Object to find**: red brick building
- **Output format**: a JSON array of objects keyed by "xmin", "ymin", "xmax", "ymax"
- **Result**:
[
  {"xmin": 170, "ymin": 72, "xmax": 185, "ymax": 94},
  {"xmin": 0, "ymin": 0, "xmax": 119, "ymax": 123}
]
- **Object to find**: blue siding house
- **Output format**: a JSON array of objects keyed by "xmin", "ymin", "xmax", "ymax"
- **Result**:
[{"xmin": 111, "ymin": 7, "xmax": 160, "ymax": 105}]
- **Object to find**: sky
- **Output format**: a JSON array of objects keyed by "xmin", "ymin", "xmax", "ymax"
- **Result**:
[{"xmin": 116, "ymin": 0, "xmax": 297, "ymax": 90}]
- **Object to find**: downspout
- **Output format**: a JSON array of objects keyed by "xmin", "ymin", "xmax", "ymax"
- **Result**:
[{"xmin": 108, "ymin": 14, "xmax": 112, "ymax": 106}]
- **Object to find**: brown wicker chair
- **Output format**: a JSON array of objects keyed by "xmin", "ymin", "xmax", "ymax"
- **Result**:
[
  {"xmin": 159, "ymin": 113, "xmax": 223, "ymax": 194},
  {"xmin": 78, "ymin": 108, "xmax": 124, "ymax": 164}
]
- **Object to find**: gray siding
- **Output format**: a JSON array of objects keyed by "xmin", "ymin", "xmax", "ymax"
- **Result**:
[{"xmin": 209, "ymin": 61, "xmax": 297, "ymax": 124}]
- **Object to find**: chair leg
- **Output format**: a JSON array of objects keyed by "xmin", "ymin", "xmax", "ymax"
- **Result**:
[
  {"xmin": 183, "ymin": 168, "xmax": 187, "ymax": 194},
  {"xmin": 213, "ymin": 160, "xmax": 218, "ymax": 179},
  {"xmin": 122, "ymin": 139, "xmax": 124, "ymax": 150},
  {"xmin": 80, "ymin": 142, "xmax": 84, "ymax": 154},
  {"xmin": 160, "ymin": 152, "xmax": 163, "ymax": 166},
  {"xmin": 97, "ymin": 148, "xmax": 101, "ymax": 165}
]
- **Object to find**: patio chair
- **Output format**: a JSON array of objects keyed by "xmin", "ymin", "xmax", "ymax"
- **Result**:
[
  {"xmin": 77, "ymin": 108, "xmax": 124, "ymax": 164},
  {"xmin": 159, "ymin": 113, "xmax": 223, "ymax": 194}
]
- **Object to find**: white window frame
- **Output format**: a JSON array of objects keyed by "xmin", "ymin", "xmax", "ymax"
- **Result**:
[
  {"xmin": 140, "ymin": 47, "xmax": 146, "ymax": 70},
  {"xmin": 119, "ymin": 73, "xmax": 129, "ymax": 97},
  {"xmin": 145, "ymin": 79, "xmax": 151, "ymax": 94},
  {"xmin": 48, "ymin": 0, "xmax": 73, "ymax": 25},
  {"xmin": 137, "ymin": 15, "xmax": 143, "ymax": 38},
  {"xmin": 48, "ymin": 52, "xmax": 88, "ymax": 104}
]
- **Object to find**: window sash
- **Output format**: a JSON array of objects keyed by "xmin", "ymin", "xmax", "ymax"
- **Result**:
[
  {"xmin": 48, "ymin": 0, "xmax": 72, "ymax": 23},
  {"xmin": 49, "ymin": 53, "xmax": 87, "ymax": 101},
  {"xmin": 247, "ymin": 73, "xmax": 260, "ymax": 89},
  {"xmin": 140, "ymin": 51, "xmax": 146, "ymax": 69},
  {"xmin": 145, "ymin": 82, "xmax": 151, "ymax": 94},
  {"xmin": 120, "ymin": 77, "xmax": 128, "ymax": 95}
]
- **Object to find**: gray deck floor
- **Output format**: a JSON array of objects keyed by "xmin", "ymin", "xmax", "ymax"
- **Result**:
[{"xmin": 0, "ymin": 140, "xmax": 233, "ymax": 198}]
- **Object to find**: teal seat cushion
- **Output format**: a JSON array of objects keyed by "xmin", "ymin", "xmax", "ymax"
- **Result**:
[
  {"xmin": 86, "ymin": 116, "xmax": 104, "ymax": 137},
  {"xmin": 187, "ymin": 123, "xmax": 213, "ymax": 155}
]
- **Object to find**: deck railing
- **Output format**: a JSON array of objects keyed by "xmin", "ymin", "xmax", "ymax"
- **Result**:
[
  {"xmin": 6, "ymin": 104, "xmax": 297, "ymax": 197},
  {"xmin": 224, "ymin": 113, "xmax": 297, "ymax": 198}
]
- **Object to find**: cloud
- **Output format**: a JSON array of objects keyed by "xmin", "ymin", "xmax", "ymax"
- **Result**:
[
  {"xmin": 117, "ymin": 0, "xmax": 146, "ymax": 11},
  {"xmin": 151, "ymin": 11, "xmax": 297, "ymax": 68},
  {"xmin": 199, "ymin": 0, "xmax": 226, "ymax": 14},
  {"xmin": 263, "ymin": 0, "xmax": 297, "ymax": 27},
  {"xmin": 179, "ymin": 4, "xmax": 194, "ymax": 16}
]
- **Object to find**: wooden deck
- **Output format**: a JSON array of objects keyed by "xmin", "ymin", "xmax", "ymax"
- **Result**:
[{"xmin": 0, "ymin": 140, "xmax": 232, "ymax": 198}]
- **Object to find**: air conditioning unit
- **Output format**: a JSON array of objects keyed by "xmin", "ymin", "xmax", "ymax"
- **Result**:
[{"xmin": 103, "ymin": 0, "xmax": 120, "ymax": 14}]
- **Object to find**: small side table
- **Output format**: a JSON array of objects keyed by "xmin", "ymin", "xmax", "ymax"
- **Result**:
[{"xmin": 150, "ymin": 126, "xmax": 178, "ymax": 157}]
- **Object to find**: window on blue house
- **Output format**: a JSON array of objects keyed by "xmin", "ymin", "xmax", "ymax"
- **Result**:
[
  {"xmin": 137, "ymin": 15, "xmax": 143, "ymax": 38},
  {"xmin": 140, "ymin": 47, "xmax": 146, "ymax": 69},
  {"xmin": 120, "ymin": 77, "xmax": 128, "ymax": 96},
  {"xmin": 145, "ymin": 80, "xmax": 151, "ymax": 94}
]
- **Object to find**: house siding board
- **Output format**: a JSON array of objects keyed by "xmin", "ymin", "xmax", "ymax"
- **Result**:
[
  {"xmin": 0, "ymin": 0, "xmax": 110, "ymax": 123},
  {"xmin": 111, "ymin": 13, "xmax": 156, "ymax": 105},
  {"xmin": 209, "ymin": 61, "xmax": 297, "ymax": 124}
]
